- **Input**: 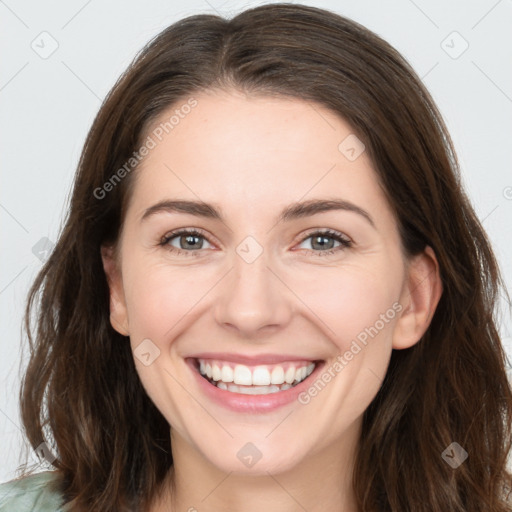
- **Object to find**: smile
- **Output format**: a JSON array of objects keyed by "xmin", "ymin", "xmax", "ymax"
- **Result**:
[
  {"xmin": 197, "ymin": 358, "xmax": 316, "ymax": 395},
  {"xmin": 186, "ymin": 354, "xmax": 325, "ymax": 412}
]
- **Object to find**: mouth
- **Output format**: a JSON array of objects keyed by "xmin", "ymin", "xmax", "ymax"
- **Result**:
[{"xmin": 189, "ymin": 356, "xmax": 323, "ymax": 400}]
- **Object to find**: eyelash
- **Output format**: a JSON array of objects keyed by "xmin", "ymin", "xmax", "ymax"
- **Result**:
[{"xmin": 158, "ymin": 227, "xmax": 352, "ymax": 257}]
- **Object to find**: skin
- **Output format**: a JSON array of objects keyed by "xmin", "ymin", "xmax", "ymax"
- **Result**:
[{"xmin": 101, "ymin": 88, "xmax": 443, "ymax": 512}]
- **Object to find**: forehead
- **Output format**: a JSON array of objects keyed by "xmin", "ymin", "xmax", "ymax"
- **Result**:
[{"xmin": 127, "ymin": 89, "xmax": 391, "ymax": 226}]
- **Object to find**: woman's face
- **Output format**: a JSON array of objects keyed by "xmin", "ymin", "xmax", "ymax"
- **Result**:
[{"xmin": 102, "ymin": 88, "xmax": 440, "ymax": 476}]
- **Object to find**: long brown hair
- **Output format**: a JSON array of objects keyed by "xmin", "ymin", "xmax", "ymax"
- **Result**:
[{"xmin": 17, "ymin": 3, "xmax": 512, "ymax": 510}]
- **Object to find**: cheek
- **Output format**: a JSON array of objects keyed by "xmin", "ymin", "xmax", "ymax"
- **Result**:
[
  {"xmin": 291, "ymin": 262, "xmax": 402, "ymax": 351},
  {"xmin": 123, "ymin": 250, "xmax": 403, "ymax": 354},
  {"xmin": 123, "ymin": 261, "xmax": 215, "ymax": 339}
]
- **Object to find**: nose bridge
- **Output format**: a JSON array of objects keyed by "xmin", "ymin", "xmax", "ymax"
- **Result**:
[{"xmin": 213, "ymin": 235, "xmax": 293, "ymax": 335}]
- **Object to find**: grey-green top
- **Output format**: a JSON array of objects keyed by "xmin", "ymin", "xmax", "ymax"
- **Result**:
[{"xmin": 0, "ymin": 471, "xmax": 64, "ymax": 511}]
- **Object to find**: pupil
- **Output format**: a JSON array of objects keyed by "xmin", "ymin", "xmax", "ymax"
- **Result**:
[
  {"xmin": 182, "ymin": 235, "xmax": 201, "ymax": 249},
  {"xmin": 178, "ymin": 234, "xmax": 335, "ymax": 251},
  {"xmin": 313, "ymin": 235, "xmax": 333, "ymax": 250}
]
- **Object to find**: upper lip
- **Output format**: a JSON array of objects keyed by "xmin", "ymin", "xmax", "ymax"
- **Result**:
[{"xmin": 186, "ymin": 352, "xmax": 322, "ymax": 365}]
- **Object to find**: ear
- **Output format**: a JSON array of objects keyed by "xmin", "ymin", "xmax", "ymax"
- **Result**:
[
  {"xmin": 101, "ymin": 244, "xmax": 129, "ymax": 336},
  {"xmin": 392, "ymin": 245, "xmax": 443, "ymax": 350}
]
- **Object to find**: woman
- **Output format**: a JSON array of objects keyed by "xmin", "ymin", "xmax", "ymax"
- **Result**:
[{"xmin": 1, "ymin": 3, "xmax": 511, "ymax": 511}]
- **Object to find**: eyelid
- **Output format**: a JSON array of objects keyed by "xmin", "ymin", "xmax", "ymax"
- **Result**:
[
  {"xmin": 159, "ymin": 226, "xmax": 353, "ymax": 256},
  {"xmin": 159, "ymin": 227, "xmax": 218, "ymax": 254},
  {"xmin": 292, "ymin": 228, "xmax": 353, "ymax": 256},
  {"xmin": 161, "ymin": 227, "xmax": 217, "ymax": 244},
  {"xmin": 295, "ymin": 227, "xmax": 352, "ymax": 245}
]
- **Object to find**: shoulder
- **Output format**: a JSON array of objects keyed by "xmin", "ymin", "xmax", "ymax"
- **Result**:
[{"xmin": 0, "ymin": 471, "xmax": 64, "ymax": 511}]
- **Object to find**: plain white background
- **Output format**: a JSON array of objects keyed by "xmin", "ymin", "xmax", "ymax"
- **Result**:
[{"xmin": 1, "ymin": 0, "xmax": 511, "ymax": 481}]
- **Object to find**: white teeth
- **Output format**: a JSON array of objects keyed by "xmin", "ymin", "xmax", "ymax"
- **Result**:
[
  {"xmin": 221, "ymin": 365, "xmax": 234, "ymax": 383},
  {"xmin": 252, "ymin": 366, "xmax": 271, "ymax": 386},
  {"xmin": 238, "ymin": 385, "xmax": 277, "ymax": 395},
  {"xmin": 197, "ymin": 359, "xmax": 317, "ymax": 392},
  {"xmin": 233, "ymin": 365, "xmax": 252, "ymax": 385},
  {"xmin": 270, "ymin": 366, "xmax": 285, "ymax": 385},
  {"xmin": 220, "ymin": 383, "xmax": 286, "ymax": 395},
  {"xmin": 284, "ymin": 367, "xmax": 296, "ymax": 384},
  {"xmin": 212, "ymin": 364, "xmax": 221, "ymax": 381}
]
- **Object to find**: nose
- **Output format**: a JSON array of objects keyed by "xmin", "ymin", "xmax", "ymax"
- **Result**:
[{"xmin": 213, "ymin": 247, "xmax": 294, "ymax": 338}]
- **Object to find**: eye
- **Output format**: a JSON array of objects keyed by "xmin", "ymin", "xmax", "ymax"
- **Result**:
[
  {"xmin": 295, "ymin": 229, "xmax": 352, "ymax": 256},
  {"xmin": 159, "ymin": 228, "xmax": 214, "ymax": 257},
  {"xmin": 158, "ymin": 227, "xmax": 352, "ymax": 257}
]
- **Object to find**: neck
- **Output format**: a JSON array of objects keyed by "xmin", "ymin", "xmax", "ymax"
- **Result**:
[{"xmin": 150, "ymin": 419, "xmax": 361, "ymax": 512}]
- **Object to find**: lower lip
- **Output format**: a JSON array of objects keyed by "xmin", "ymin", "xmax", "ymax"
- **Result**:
[{"xmin": 186, "ymin": 358, "xmax": 325, "ymax": 413}]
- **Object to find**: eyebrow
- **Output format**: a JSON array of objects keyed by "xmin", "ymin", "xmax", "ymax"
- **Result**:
[{"xmin": 140, "ymin": 198, "xmax": 376, "ymax": 228}]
